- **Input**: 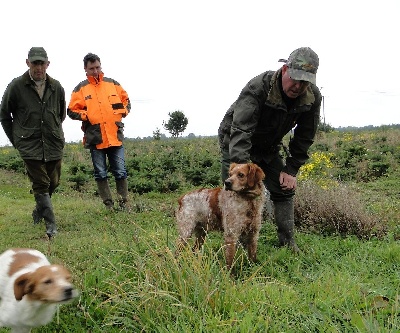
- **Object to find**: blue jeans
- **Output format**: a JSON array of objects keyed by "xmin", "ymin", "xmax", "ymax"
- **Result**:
[{"xmin": 90, "ymin": 146, "xmax": 127, "ymax": 181}]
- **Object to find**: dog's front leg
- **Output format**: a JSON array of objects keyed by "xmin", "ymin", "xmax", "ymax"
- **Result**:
[
  {"xmin": 247, "ymin": 232, "xmax": 259, "ymax": 263},
  {"xmin": 224, "ymin": 235, "xmax": 238, "ymax": 269}
]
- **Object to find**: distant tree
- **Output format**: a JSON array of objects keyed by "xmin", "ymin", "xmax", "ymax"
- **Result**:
[
  {"xmin": 163, "ymin": 110, "xmax": 188, "ymax": 137},
  {"xmin": 153, "ymin": 127, "xmax": 162, "ymax": 140},
  {"xmin": 318, "ymin": 117, "xmax": 335, "ymax": 133}
]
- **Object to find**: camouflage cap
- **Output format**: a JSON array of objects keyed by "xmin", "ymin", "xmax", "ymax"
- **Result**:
[
  {"xmin": 28, "ymin": 47, "xmax": 48, "ymax": 62},
  {"xmin": 281, "ymin": 47, "xmax": 319, "ymax": 85}
]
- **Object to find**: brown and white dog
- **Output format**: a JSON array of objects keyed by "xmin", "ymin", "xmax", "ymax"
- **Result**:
[
  {"xmin": 176, "ymin": 163, "xmax": 266, "ymax": 269},
  {"xmin": 0, "ymin": 248, "xmax": 79, "ymax": 333}
]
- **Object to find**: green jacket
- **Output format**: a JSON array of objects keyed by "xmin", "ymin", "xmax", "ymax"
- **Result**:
[
  {"xmin": 218, "ymin": 69, "xmax": 322, "ymax": 176},
  {"xmin": 0, "ymin": 71, "xmax": 66, "ymax": 161}
]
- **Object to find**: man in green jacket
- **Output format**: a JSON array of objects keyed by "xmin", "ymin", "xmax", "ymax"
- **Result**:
[
  {"xmin": 0, "ymin": 47, "xmax": 66, "ymax": 239},
  {"xmin": 218, "ymin": 47, "xmax": 322, "ymax": 252}
]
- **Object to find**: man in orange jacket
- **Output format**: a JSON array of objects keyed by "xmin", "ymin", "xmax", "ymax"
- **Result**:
[{"xmin": 68, "ymin": 53, "xmax": 131, "ymax": 210}]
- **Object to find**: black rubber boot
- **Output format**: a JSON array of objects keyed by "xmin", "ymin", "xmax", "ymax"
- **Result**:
[
  {"xmin": 40, "ymin": 193, "xmax": 57, "ymax": 238},
  {"xmin": 96, "ymin": 179, "xmax": 114, "ymax": 209},
  {"xmin": 274, "ymin": 199, "xmax": 299, "ymax": 253},
  {"xmin": 32, "ymin": 194, "xmax": 44, "ymax": 224},
  {"xmin": 116, "ymin": 178, "xmax": 130, "ymax": 211}
]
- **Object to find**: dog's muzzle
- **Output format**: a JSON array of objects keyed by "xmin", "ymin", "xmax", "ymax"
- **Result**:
[{"xmin": 224, "ymin": 179, "xmax": 232, "ymax": 191}]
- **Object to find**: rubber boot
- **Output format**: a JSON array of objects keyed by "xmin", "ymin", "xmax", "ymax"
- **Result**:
[
  {"xmin": 116, "ymin": 178, "xmax": 130, "ymax": 211},
  {"xmin": 274, "ymin": 199, "xmax": 299, "ymax": 253},
  {"xmin": 40, "ymin": 193, "xmax": 57, "ymax": 238},
  {"xmin": 32, "ymin": 194, "xmax": 44, "ymax": 224},
  {"xmin": 33, "ymin": 190, "xmax": 56, "ymax": 224},
  {"xmin": 96, "ymin": 179, "xmax": 114, "ymax": 209}
]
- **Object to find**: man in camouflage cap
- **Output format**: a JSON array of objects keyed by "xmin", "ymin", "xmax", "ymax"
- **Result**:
[
  {"xmin": 283, "ymin": 47, "xmax": 318, "ymax": 85},
  {"xmin": 218, "ymin": 47, "xmax": 321, "ymax": 253}
]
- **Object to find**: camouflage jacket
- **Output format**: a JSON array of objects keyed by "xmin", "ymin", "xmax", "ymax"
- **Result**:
[
  {"xmin": 218, "ymin": 68, "xmax": 321, "ymax": 176},
  {"xmin": 0, "ymin": 71, "xmax": 66, "ymax": 161}
]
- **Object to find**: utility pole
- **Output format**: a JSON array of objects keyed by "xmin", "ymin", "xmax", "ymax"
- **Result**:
[{"xmin": 320, "ymin": 87, "xmax": 325, "ymax": 126}]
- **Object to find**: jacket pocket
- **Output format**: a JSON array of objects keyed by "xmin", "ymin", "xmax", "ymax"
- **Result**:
[
  {"xmin": 108, "ymin": 95, "xmax": 125, "ymax": 113},
  {"xmin": 13, "ymin": 128, "xmax": 40, "ymax": 157},
  {"xmin": 115, "ymin": 121, "xmax": 124, "ymax": 142},
  {"xmin": 84, "ymin": 123, "xmax": 103, "ymax": 146},
  {"xmin": 13, "ymin": 127, "xmax": 40, "ymax": 141}
]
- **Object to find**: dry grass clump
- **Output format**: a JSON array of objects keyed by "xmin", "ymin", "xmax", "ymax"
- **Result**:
[{"xmin": 294, "ymin": 180, "xmax": 387, "ymax": 239}]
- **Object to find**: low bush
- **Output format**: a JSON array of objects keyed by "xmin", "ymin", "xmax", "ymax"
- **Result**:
[{"xmin": 295, "ymin": 181, "xmax": 387, "ymax": 239}]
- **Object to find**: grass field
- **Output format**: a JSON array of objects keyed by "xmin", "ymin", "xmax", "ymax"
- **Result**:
[{"xmin": 0, "ymin": 129, "xmax": 399, "ymax": 332}]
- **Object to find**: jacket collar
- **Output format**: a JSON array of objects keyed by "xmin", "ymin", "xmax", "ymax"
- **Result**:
[
  {"xmin": 266, "ymin": 68, "xmax": 315, "ymax": 110},
  {"xmin": 87, "ymin": 72, "xmax": 104, "ymax": 85},
  {"xmin": 23, "ymin": 70, "xmax": 55, "ymax": 90}
]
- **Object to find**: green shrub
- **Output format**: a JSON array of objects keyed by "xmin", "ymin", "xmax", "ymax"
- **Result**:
[
  {"xmin": 68, "ymin": 162, "xmax": 92, "ymax": 191},
  {"xmin": 0, "ymin": 148, "xmax": 25, "ymax": 172}
]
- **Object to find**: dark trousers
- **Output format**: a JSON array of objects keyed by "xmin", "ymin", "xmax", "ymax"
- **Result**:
[
  {"xmin": 24, "ymin": 159, "xmax": 62, "ymax": 195},
  {"xmin": 220, "ymin": 149, "xmax": 294, "ymax": 202}
]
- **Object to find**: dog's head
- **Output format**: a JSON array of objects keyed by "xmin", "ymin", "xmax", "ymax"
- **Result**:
[
  {"xmin": 14, "ymin": 264, "xmax": 79, "ymax": 303},
  {"xmin": 224, "ymin": 163, "xmax": 265, "ymax": 196}
]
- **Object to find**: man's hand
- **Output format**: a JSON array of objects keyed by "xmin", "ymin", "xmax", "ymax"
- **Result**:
[{"xmin": 279, "ymin": 172, "xmax": 297, "ymax": 190}]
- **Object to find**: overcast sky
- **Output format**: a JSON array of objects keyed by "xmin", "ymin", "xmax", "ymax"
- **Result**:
[{"xmin": 0, "ymin": 0, "xmax": 399, "ymax": 146}]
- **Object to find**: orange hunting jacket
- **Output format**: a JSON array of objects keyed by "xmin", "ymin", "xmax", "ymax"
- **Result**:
[{"xmin": 67, "ymin": 73, "xmax": 131, "ymax": 149}]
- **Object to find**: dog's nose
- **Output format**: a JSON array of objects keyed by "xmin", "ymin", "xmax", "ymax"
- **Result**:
[
  {"xmin": 64, "ymin": 287, "xmax": 74, "ymax": 298},
  {"xmin": 224, "ymin": 180, "xmax": 232, "ymax": 190}
]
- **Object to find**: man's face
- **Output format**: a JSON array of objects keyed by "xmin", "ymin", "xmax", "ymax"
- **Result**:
[
  {"xmin": 85, "ymin": 60, "xmax": 102, "ymax": 79},
  {"xmin": 281, "ymin": 65, "xmax": 310, "ymax": 99},
  {"xmin": 26, "ymin": 60, "xmax": 49, "ymax": 81}
]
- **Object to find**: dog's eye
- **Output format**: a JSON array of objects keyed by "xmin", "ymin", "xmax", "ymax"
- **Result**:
[
  {"xmin": 44, "ymin": 279, "xmax": 53, "ymax": 284},
  {"xmin": 238, "ymin": 173, "xmax": 245, "ymax": 178}
]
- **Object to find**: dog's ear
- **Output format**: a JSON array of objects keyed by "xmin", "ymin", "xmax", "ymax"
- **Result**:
[
  {"xmin": 254, "ymin": 164, "xmax": 265, "ymax": 183},
  {"xmin": 14, "ymin": 273, "xmax": 33, "ymax": 301},
  {"xmin": 247, "ymin": 163, "xmax": 256, "ymax": 187},
  {"xmin": 247, "ymin": 163, "xmax": 265, "ymax": 188}
]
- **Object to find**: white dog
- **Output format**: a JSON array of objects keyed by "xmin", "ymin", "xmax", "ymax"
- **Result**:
[{"xmin": 0, "ymin": 248, "xmax": 78, "ymax": 333}]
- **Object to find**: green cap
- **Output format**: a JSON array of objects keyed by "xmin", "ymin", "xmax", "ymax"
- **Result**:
[
  {"xmin": 280, "ymin": 47, "xmax": 319, "ymax": 85},
  {"xmin": 28, "ymin": 47, "xmax": 48, "ymax": 62}
]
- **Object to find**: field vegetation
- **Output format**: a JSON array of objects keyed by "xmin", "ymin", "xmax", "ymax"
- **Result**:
[{"xmin": 0, "ymin": 126, "xmax": 399, "ymax": 332}]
